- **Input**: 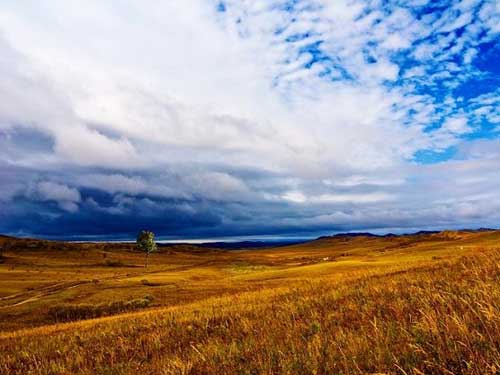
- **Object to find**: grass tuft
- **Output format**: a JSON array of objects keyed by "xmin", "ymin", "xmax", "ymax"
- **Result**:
[{"xmin": 47, "ymin": 296, "xmax": 154, "ymax": 323}]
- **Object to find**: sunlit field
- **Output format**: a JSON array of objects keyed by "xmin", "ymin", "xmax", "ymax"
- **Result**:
[{"xmin": 0, "ymin": 230, "xmax": 499, "ymax": 374}]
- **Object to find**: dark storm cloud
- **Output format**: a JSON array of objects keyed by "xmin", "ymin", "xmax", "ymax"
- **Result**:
[{"xmin": 2, "ymin": 154, "xmax": 500, "ymax": 239}]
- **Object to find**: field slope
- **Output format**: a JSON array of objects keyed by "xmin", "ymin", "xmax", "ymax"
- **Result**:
[{"xmin": 0, "ymin": 230, "xmax": 499, "ymax": 374}]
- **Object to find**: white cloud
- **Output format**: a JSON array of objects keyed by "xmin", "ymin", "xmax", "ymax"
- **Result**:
[
  {"xmin": 440, "ymin": 117, "xmax": 472, "ymax": 135},
  {"xmin": 0, "ymin": 0, "xmax": 439, "ymax": 176},
  {"xmin": 282, "ymin": 191, "xmax": 392, "ymax": 204},
  {"xmin": 282, "ymin": 191, "xmax": 307, "ymax": 203},
  {"xmin": 36, "ymin": 181, "xmax": 80, "ymax": 203},
  {"xmin": 184, "ymin": 172, "xmax": 252, "ymax": 201},
  {"xmin": 33, "ymin": 181, "xmax": 81, "ymax": 212}
]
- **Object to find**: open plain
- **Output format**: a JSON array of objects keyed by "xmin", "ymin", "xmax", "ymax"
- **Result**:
[{"xmin": 0, "ymin": 230, "xmax": 499, "ymax": 374}]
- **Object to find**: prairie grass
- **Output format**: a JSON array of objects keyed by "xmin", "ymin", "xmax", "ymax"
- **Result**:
[
  {"xmin": 0, "ymin": 231, "xmax": 499, "ymax": 374},
  {"xmin": 1, "ymin": 248, "xmax": 499, "ymax": 374},
  {"xmin": 47, "ymin": 295, "xmax": 154, "ymax": 322}
]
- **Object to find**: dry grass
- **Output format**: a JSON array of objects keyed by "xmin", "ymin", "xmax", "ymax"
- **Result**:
[
  {"xmin": 0, "ymin": 231, "xmax": 499, "ymax": 374},
  {"xmin": 47, "ymin": 295, "xmax": 154, "ymax": 323}
]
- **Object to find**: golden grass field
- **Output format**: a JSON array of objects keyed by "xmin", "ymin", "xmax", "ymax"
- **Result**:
[{"xmin": 0, "ymin": 230, "xmax": 499, "ymax": 374}]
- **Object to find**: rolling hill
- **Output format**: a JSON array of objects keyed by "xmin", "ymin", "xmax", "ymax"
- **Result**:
[{"xmin": 0, "ymin": 230, "xmax": 499, "ymax": 374}]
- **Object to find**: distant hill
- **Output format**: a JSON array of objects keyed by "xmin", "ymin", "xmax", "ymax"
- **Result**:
[
  {"xmin": 0, "ymin": 228, "xmax": 498, "ymax": 252},
  {"xmin": 319, "ymin": 228, "xmax": 497, "ymax": 241},
  {"xmin": 159, "ymin": 240, "xmax": 306, "ymax": 250}
]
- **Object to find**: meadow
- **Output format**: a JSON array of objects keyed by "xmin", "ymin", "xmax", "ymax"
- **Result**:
[{"xmin": 0, "ymin": 230, "xmax": 499, "ymax": 374}]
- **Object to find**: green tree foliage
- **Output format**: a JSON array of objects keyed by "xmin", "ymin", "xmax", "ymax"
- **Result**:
[{"xmin": 136, "ymin": 230, "xmax": 157, "ymax": 268}]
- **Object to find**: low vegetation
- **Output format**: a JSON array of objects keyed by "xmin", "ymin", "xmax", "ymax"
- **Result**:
[
  {"xmin": 0, "ymin": 230, "xmax": 499, "ymax": 374},
  {"xmin": 48, "ymin": 295, "xmax": 154, "ymax": 323},
  {"xmin": 103, "ymin": 259, "xmax": 126, "ymax": 267}
]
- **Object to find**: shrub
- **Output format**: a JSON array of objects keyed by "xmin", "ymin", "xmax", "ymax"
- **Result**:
[
  {"xmin": 103, "ymin": 259, "xmax": 124, "ymax": 267},
  {"xmin": 141, "ymin": 279, "xmax": 161, "ymax": 286},
  {"xmin": 48, "ymin": 296, "xmax": 154, "ymax": 323}
]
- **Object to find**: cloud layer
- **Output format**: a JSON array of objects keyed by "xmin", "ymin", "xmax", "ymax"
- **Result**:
[{"xmin": 0, "ymin": 0, "xmax": 499, "ymax": 239}]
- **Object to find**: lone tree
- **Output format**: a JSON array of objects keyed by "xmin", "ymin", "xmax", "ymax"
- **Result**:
[{"xmin": 136, "ymin": 230, "xmax": 157, "ymax": 268}]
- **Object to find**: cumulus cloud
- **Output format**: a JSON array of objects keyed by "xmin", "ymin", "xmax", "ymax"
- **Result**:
[
  {"xmin": 32, "ymin": 181, "xmax": 81, "ymax": 213},
  {"xmin": 0, "ymin": 1, "xmax": 499, "ymax": 238}
]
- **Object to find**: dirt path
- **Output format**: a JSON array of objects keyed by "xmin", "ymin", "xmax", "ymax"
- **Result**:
[
  {"xmin": 0, "ymin": 281, "xmax": 92, "ymax": 309},
  {"xmin": 0, "ymin": 261, "xmax": 216, "ymax": 309},
  {"xmin": 0, "ymin": 281, "xmax": 78, "ymax": 302}
]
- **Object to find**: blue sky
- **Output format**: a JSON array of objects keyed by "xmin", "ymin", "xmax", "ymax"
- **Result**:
[{"xmin": 0, "ymin": 0, "xmax": 499, "ymax": 239}]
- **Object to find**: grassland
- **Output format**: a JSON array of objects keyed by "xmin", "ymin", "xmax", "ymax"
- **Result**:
[{"xmin": 0, "ymin": 230, "xmax": 499, "ymax": 374}]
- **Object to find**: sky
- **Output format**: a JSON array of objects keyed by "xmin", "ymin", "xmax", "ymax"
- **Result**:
[{"xmin": 0, "ymin": 0, "xmax": 499, "ymax": 240}]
